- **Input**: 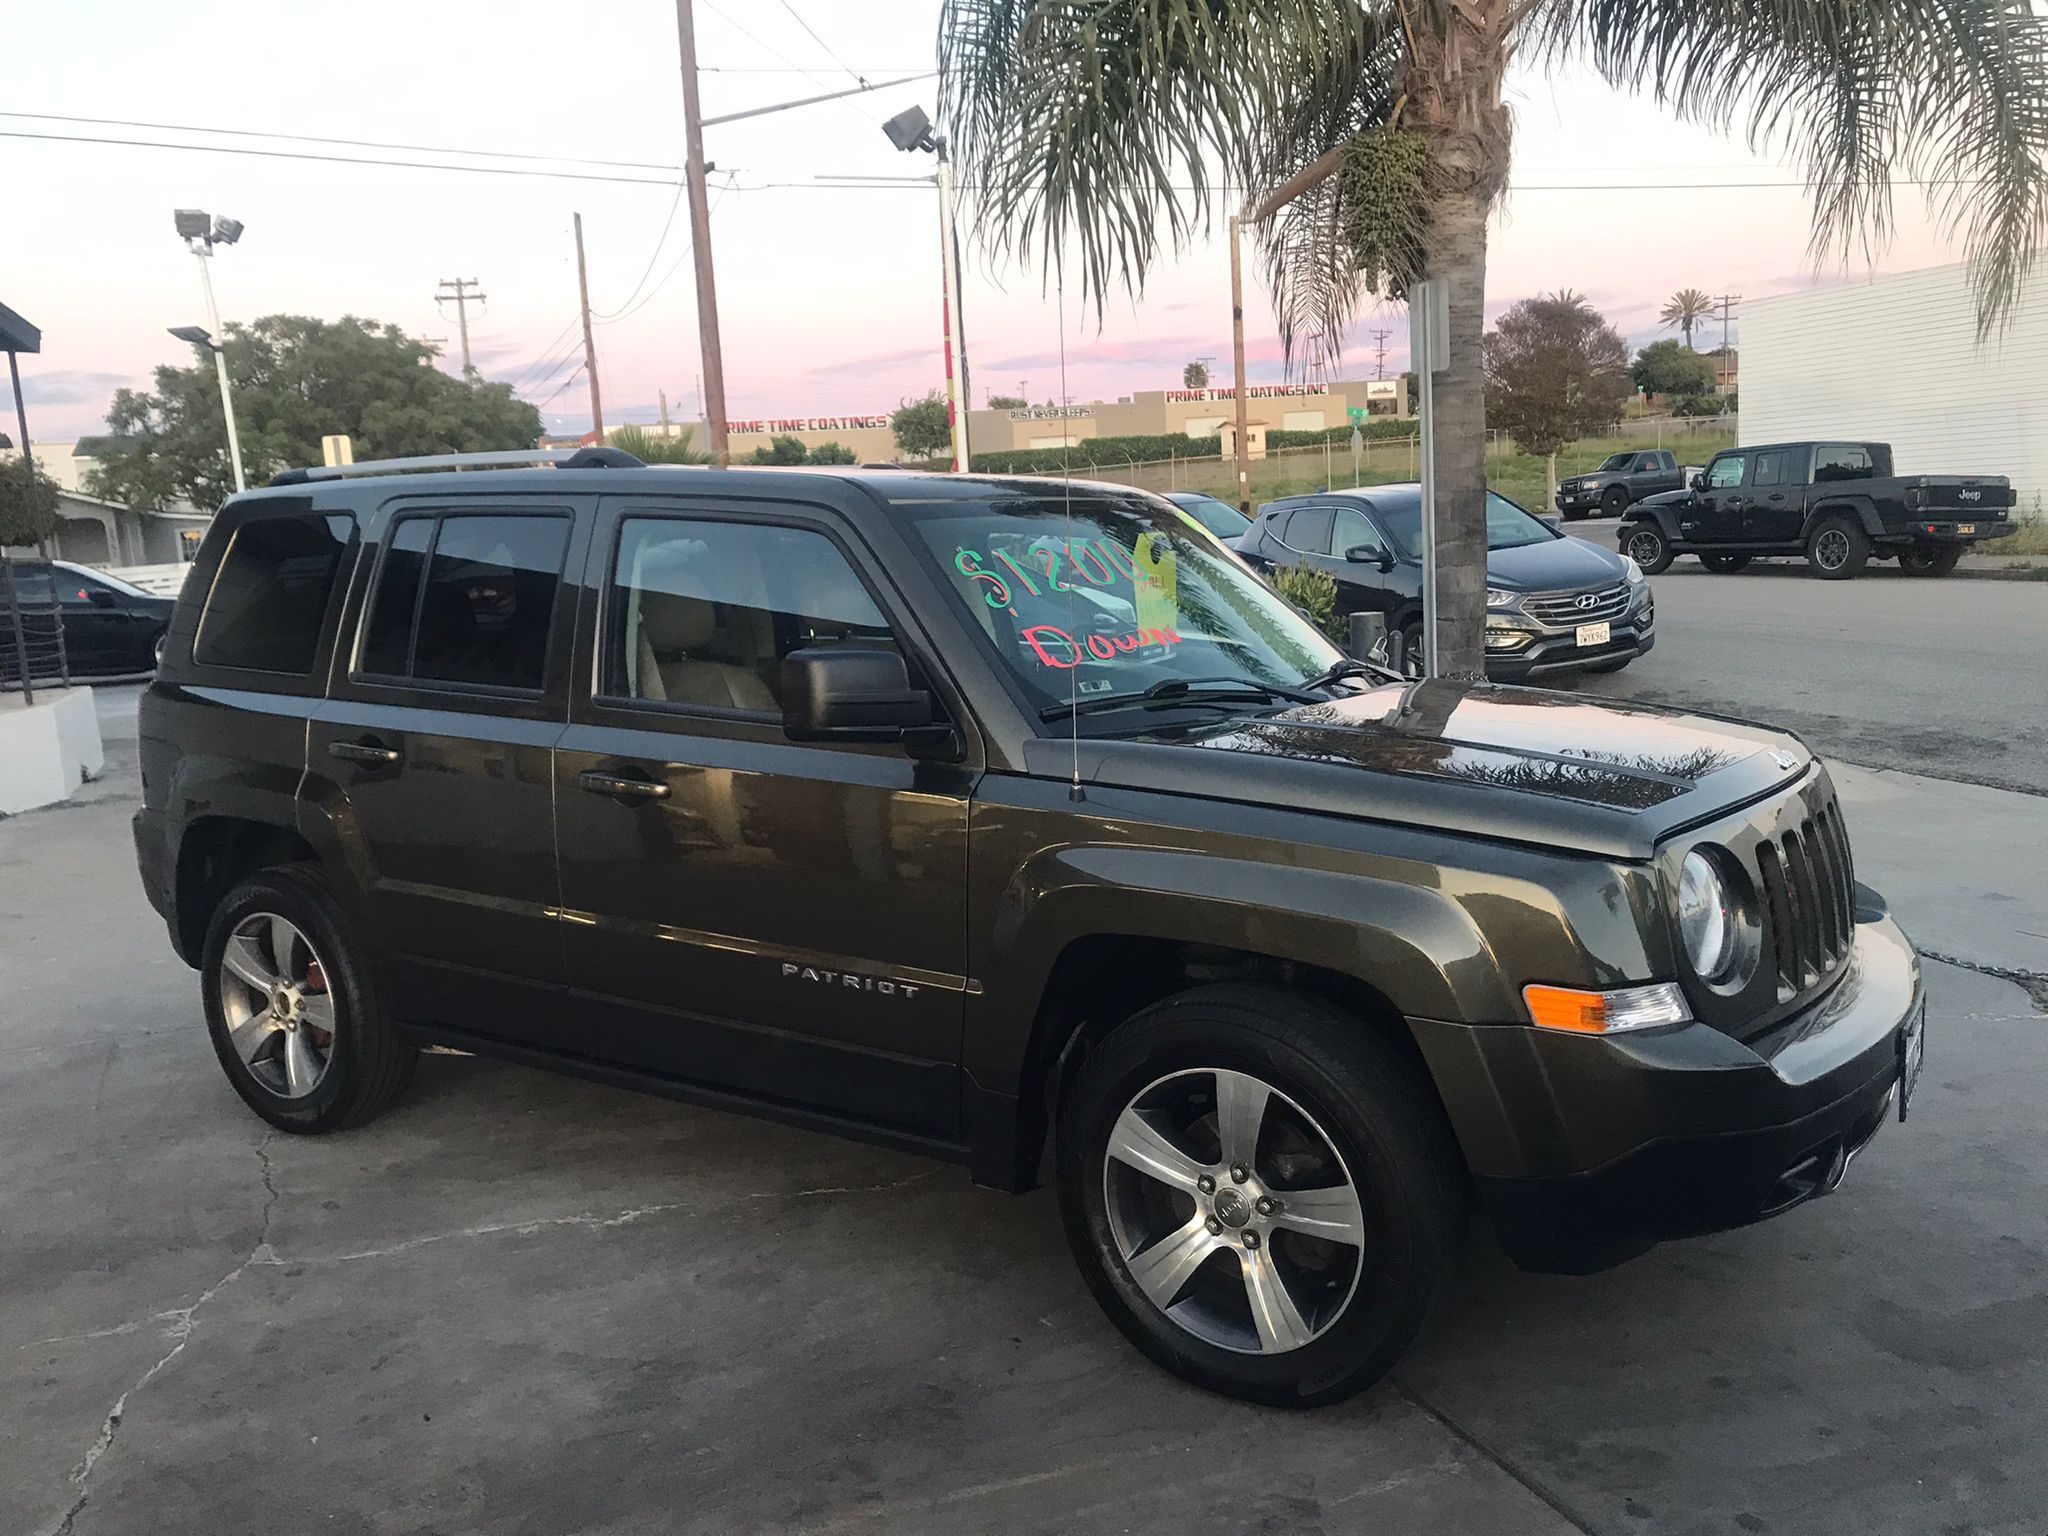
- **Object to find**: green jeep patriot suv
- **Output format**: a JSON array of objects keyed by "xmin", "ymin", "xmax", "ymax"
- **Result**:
[{"xmin": 133, "ymin": 449, "xmax": 1926, "ymax": 1405}]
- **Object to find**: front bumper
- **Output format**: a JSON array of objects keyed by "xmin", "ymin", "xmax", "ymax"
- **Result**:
[
  {"xmin": 1482, "ymin": 600, "xmax": 1656, "ymax": 680},
  {"xmin": 1555, "ymin": 486, "xmax": 1604, "ymax": 511},
  {"xmin": 1412, "ymin": 896, "xmax": 1923, "ymax": 1274}
]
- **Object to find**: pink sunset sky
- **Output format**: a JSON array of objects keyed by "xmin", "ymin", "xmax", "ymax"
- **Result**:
[{"xmin": 4, "ymin": 0, "xmax": 1965, "ymax": 445}]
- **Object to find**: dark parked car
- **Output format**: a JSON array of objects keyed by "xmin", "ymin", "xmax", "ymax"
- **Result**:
[
  {"xmin": 134, "ymin": 450, "xmax": 1924, "ymax": 1406},
  {"xmin": 1554, "ymin": 449, "xmax": 1686, "ymax": 519},
  {"xmin": 0, "ymin": 558, "xmax": 177, "ymax": 682},
  {"xmin": 1620, "ymin": 441, "xmax": 2014, "ymax": 578},
  {"xmin": 1238, "ymin": 485, "xmax": 1656, "ymax": 680},
  {"xmin": 1163, "ymin": 489, "xmax": 1253, "ymax": 547}
]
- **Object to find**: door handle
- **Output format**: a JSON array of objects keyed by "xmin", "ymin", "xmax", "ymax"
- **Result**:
[
  {"xmin": 1767, "ymin": 493, "xmax": 1787, "ymax": 502},
  {"xmin": 328, "ymin": 738, "xmax": 402, "ymax": 767},
  {"xmin": 579, "ymin": 768, "xmax": 671, "ymax": 801},
  {"xmin": 1727, "ymin": 497, "xmax": 1746, "ymax": 507}
]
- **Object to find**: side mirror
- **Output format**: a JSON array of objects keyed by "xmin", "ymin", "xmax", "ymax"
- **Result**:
[
  {"xmin": 87, "ymin": 588, "xmax": 119, "ymax": 607},
  {"xmin": 780, "ymin": 647, "xmax": 931, "ymax": 743},
  {"xmin": 1689, "ymin": 473, "xmax": 1706, "ymax": 492},
  {"xmin": 1344, "ymin": 544, "xmax": 1393, "ymax": 571},
  {"xmin": 1538, "ymin": 514, "xmax": 1563, "ymax": 534}
]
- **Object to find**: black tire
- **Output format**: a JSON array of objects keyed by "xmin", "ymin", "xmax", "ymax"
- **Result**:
[
  {"xmin": 1395, "ymin": 619, "xmax": 1424, "ymax": 679},
  {"xmin": 200, "ymin": 864, "xmax": 416, "ymax": 1133},
  {"xmin": 1899, "ymin": 543, "xmax": 1962, "ymax": 577},
  {"xmin": 1056, "ymin": 985, "xmax": 1466, "ymax": 1407},
  {"xmin": 1698, "ymin": 553, "xmax": 1751, "ymax": 573},
  {"xmin": 1622, "ymin": 523, "xmax": 1673, "ymax": 575},
  {"xmin": 150, "ymin": 628, "xmax": 168, "ymax": 671},
  {"xmin": 1806, "ymin": 515, "xmax": 1870, "ymax": 580},
  {"xmin": 1599, "ymin": 485, "xmax": 1629, "ymax": 517},
  {"xmin": 1557, "ymin": 505, "xmax": 1584, "ymax": 523}
]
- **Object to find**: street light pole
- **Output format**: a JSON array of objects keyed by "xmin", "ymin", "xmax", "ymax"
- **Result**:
[
  {"xmin": 178, "ymin": 213, "xmax": 249, "ymax": 495},
  {"xmin": 936, "ymin": 142, "xmax": 971, "ymax": 473}
]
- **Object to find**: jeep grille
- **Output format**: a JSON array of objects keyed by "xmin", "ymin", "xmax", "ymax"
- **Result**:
[{"xmin": 1754, "ymin": 794, "xmax": 1856, "ymax": 1002}]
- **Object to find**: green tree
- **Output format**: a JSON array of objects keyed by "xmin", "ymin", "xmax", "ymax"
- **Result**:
[
  {"xmin": 1182, "ymin": 360, "xmax": 1212, "ymax": 389},
  {"xmin": 747, "ymin": 434, "xmax": 811, "ymax": 466},
  {"xmin": 0, "ymin": 457, "xmax": 62, "ymax": 547},
  {"xmin": 612, "ymin": 424, "xmax": 712, "ymax": 464},
  {"xmin": 940, "ymin": 0, "xmax": 2048, "ymax": 676},
  {"xmin": 1659, "ymin": 288, "xmax": 1715, "ymax": 350},
  {"xmin": 986, "ymin": 393, "xmax": 1028, "ymax": 409},
  {"xmin": 1631, "ymin": 339, "xmax": 1717, "ymax": 398},
  {"xmin": 891, "ymin": 390, "xmax": 952, "ymax": 461},
  {"xmin": 86, "ymin": 315, "xmax": 541, "ymax": 510},
  {"xmin": 806, "ymin": 441, "xmax": 858, "ymax": 464},
  {"xmin": 1484, "ymin": 293, "xmax": 1629, "ymax": 499}
]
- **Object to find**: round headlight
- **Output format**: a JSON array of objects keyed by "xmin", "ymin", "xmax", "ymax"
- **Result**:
[{"xmin": 1678, "ymin": 849, "xmax": 1738, "ymax": 982}]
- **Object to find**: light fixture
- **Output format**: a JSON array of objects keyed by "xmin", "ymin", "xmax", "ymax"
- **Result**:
[
  {"xmin": 211, "ymin": 216, "xmax": 244, "ymax": 246},
  {"xmin": 168, "ymin": 325, "xmax": 214, "ymax": 349},
  {"xmin": 174, "ymin": 208, "xmax": 212, "ymax": 240},
  {"xmin": 882, "ymin": 104, "xmax": 936, "ymax": 154}
]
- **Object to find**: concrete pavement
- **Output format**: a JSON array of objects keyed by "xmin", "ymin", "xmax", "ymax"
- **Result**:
[{"xmin": 3, "ymin": 689, "xmax": 2043, "ymax": 1536}]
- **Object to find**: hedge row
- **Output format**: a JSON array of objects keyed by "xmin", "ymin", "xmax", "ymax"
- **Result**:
[
  {"xmin": 969, "ymin": 433, "xmax": 1222, "ymax": 476},
  {"xmin": 1266, "ymin": 416, "xmax": 1418, "ymax": 451}
]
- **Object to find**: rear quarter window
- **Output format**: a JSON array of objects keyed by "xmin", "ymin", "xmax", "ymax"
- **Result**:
[{"xmin": 194, "ymin": 513, "xmax": 356, "ymax": 674}]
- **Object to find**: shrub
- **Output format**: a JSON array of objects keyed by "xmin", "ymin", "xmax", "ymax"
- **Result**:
[
  {"xmin": 1273, "ymin": 564, "xmax": 1341, "ymax": 642},
  {"xmin": 806, "ymin": 441, "xmax": 857, "ymax": 465},
  {"xmin": 1668, "ymin": 394, "xmax": 1726, "ymax": 418},
  {"xmin": 970, "ymin": 433, "xmax": 1221, "ymax": 476}
]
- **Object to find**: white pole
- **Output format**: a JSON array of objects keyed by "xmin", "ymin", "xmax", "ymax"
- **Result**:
[
  {"xmin": 936, "ymin": 147, "xmax": 971, "ymax": 473},
  {"xmin": 193, "ymin": 243, "xmax": 247, "ymax": 494}
]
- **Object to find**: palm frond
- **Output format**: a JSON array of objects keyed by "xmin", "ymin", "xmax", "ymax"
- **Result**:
[
  {"xmin": 1535, "ymin": 0, "xmax": 2048, "ymax": 331},
  {"xmin": 939, "ymin": 0, "xmax": 1393, "ymax": 320}
]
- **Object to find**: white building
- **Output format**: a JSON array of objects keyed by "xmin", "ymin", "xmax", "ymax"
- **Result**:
[
  {"xmin": 1742, "ymin": 262, "xmax": 2048, "ymax": 514},
  {"xmin": 1, "ymin": 438, "xmax": 209, "ymax": 567}
]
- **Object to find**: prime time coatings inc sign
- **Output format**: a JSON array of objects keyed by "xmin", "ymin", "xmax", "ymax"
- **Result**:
[
  {"xmin": 1162, "ymin": 384, "xmax": 1327, "ymax": 403},
  {"xmin": 722, "ymin": 415, "xmax": 891, "ymax": 435}
]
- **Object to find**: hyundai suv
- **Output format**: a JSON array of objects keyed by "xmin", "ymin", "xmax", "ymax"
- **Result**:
[{"xmin": 133, "ymin": 449, "xmax": 1925, "ymax": 1406}]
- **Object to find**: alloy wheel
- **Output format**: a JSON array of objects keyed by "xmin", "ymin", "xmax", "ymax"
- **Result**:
[
  {"xmin": 1627, "ymin": 531, "xmax": 1663, "ymax": 566},
  {"xmin": 217, "ymin": 912, "xmax": 336, "ymax": 1099},
  {"xmin": 1103, "ymin": 1067, "xmax": 1365, "ymax": 1355},
  {"xmin": 1816, "ymin": 529, "xmax": 1850, "ymax": 570}
]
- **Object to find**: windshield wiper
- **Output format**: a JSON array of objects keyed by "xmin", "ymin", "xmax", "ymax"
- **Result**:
[
  {"xmin": 1299, "ymin": 657, "xmax": 1401, "ymax": 693},
  {"xmin": 1038, "ymin": 674, "xmax": 1319, "ymax": 723}
]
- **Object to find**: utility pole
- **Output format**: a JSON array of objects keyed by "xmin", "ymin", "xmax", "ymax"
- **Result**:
[
  {"xmin": 659, "ymin": 389, "xmax": 671, "ymax": 435},
  {"xmin": 1228, "ymin": 213, "xmax": 1252, "ymax": 516},
  {"xmin": 435, "ymin": 278, "xmax": 486, "ymax": 379},
  {"xmin": 1368, "ymin": 327, "xmax": 1393, "ymax": 379},
  {"xmin": 1715, "ymin": 293, "xmax": 1741, "ymax": 354},
  {"xmin": 573, "ymin": 214, "xmax": 605, "ymax": 442},
  {"xmin": 676, "ymin": 0, "xmax": 730, "ymax": 467}
]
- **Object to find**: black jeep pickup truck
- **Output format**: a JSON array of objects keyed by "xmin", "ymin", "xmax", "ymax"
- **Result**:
[
  {"xmin": 132, "ymin": 449, "xmax": 1926, "ymax": 1406},
  {"xmin": 1618, "ymin": 440, "xmax": 2013, "ymax": 578},
  {"xmin": 1554, "ymin": 448, "xmax": 1686, "ymax": 519}
]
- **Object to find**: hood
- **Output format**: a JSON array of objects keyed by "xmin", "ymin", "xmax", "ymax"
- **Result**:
[
  {"xmin": 1026, "ymin": 681, "xmax": 1813, "ymax": 860},
  {"xmin": 1485, "ymin": 534, "xmax": 1629, "ymax": 594},
  {"xmin": 1639, "ymin": 487, "xmax": 1694, "ymax": 510}
]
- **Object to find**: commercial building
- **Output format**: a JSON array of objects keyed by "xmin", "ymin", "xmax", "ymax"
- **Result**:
[
  {"xmin": 1, "ymin": 438, "xmax": 209, "ymax": 566},
  {"xmin": 1742, "ymin": 263, "xmax": 2048, "ymax": 508},
  {"xmin": 629, "ymin": 375, "xmax": 1409, "ymax": 464}
]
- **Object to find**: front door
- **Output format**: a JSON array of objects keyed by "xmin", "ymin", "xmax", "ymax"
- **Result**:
[
  {"xmin": 551, "ymin": 497, "xmax": 976, "ymax": 1136},
  {"xmin": 1686, "ymin": 452, "xmax": 1751, "ymax": 544},
  {"xmin": 1741, "ymin": 446, "xmax": 1803, "ymax": 543},
  {"xmin": 304, "ymin": 503, "xmax": 584, "ymax": 1028},
  {"xmin": 1318, "ymin": 503, "xmax": 1401, "ymax": 627}
]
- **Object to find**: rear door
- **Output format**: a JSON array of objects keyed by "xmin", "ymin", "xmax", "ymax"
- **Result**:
[
  {"xmin": 548, "ymin": 493, "xmax": 976, "ymax": 1135},
  {"xmin": 304, "ymin": 498, "xmax": 587, "ymax": 1030},
  {"xmin": 1741, "ymin": 447, "xmax": 1805, "ymax": 543}
]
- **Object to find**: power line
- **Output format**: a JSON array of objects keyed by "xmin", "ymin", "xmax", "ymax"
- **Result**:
[
  {"xmin": 777, "ymin": 0, "xmax": 868, "ymax": 83},
  {"xmin": 700, "ymin": 0, "xmax": 883, "ymax": 124},
  {"xmin": 590, "ymin": 182, "xmax": 687, "ymax": 320}
]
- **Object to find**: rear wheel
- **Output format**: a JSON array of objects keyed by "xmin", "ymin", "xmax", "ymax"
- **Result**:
[
  {"xmin": 1806, "ymin": 516, "xmax": 1870, "ymax": 579},
  {"xmin": 1057, "ymin": 985, "xmax": 1465, "ymax": 1407},
  {"xmin": 1698, "ymin": 553, "xmax": 1751, "ymax": 573},
  {"xmin": 1623, "ymin": 524, "xmax": 1673, "ymax": 576},
  {"xmin": 1395, "ymin": 619, "xmax": 1424, "ymax": 679},
  {"xmin": 201, "ymin": 865, "xmax": 416, "ymax": 1133},
  {"xmin": 1898, "ymin": 543, "xmax": 1962, "ymax": 577},
  {"xmin": 1600, "ymin": 486, "xmax": 1629, "ymax": 517}
]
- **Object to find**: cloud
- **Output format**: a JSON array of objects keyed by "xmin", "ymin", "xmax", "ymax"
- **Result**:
[
  {"xmin": 807, "ymin": 345, "xmax": 937, "ymax": 377},
  {"xmin": 983, "ymin": 333, "xmax": 1207, "ymax": 370},
  {"xmin": 9, "ymin": 368, "xmax": 136, "ymax": 407}
]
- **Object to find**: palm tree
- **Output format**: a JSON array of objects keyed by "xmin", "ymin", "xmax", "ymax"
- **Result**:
[
  {"xmin": 1661, "ymin": 288, "xmax": 1715, "ymax": 350},
  {"xmin": 940, "ymin": 1, "xmax": 2048, "ymax": 676},
  {"xmin": 611, "ymin": 424, "xmax": 712, "ymax": 465}
]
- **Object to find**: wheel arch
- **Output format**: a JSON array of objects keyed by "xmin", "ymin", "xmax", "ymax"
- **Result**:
[
  {"xmin": 173, "ymin": 815, "xmax": 320, "ymax": 964},
  {"xmin": 1802, "ymin": 498, "xmax": 1883, "ymax": 542}
]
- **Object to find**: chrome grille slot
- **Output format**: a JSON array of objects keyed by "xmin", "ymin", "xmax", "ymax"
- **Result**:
[
  {"xmin": 1753, "ymin": 795, "xmax": 1857, "ymax": 1003},
  {"xmin": 1525, "ymin": 584, "xmax": 1631, "ymax": 626}
]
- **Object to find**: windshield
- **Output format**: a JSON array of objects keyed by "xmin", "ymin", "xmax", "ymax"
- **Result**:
[
  {"xmin": 896, "ymin": 489, "xmax": 1338, "ymax": 725},
  {"xmin": 1596, "ymin": 453, "xmax": 1634, "ymax": 472},
  {"xmin": 1369, "ymin": 492, "xmax": 1558, "ymax": 559},
  {"xmin": 1169, "ymin": 493, "xmax": 1252, "ymax": 540}
]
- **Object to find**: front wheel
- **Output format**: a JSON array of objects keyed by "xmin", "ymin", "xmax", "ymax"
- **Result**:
[
  {"xmin": 1899, "ymin": 543, "xmax": 1963, "ymax": 577},
  {"xmin": 1623, "ymin": 524, "xmax": 1673, "ymax": 576},
  {"xmin": 1600, "ymin": 486, "xmax": 1629, "ymax": 517},
  {"xmin": 1699, "ymin": 553, "xmax": 1751, "ymax": 573},
  {"xmin": 201, "ymin": 864, "xmax": 416, "ymax": 1133},
  {"xmin": 1057, "ymin": 985, "xmax": 1465, "ymax": 1407}
]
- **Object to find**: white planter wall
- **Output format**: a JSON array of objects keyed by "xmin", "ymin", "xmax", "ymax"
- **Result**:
[{"xmin": 0, "ymin": 689, "xmax": 103, "ymax": 816}]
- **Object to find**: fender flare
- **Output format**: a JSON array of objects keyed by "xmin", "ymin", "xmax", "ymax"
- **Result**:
[{"xmin": 1802, "ymin": 498, "xmax": 1883, "ymax": 543}]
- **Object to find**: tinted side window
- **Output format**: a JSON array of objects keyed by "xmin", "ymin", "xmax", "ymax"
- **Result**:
[
  {"xmin": 1752, "ymin": 451, "xmax": 1785, "ymax": 487},
  {"xmin": 1282, "ymin": 505, "xmax": 1334, "ymax": 553},
  {"xmin": 1706, "ymin": 455, "xmax": 1747, "ymax": 490},
  {"xmin": 410, "ymin": 516, "xmax": 569, "ymax": 690},
  {"xmin": 1332, "ymin": 506, "xmax": 1384, "ymax": 558},
  {"xmin": 195, "ymin": 514, "xmax": 355, "ymax": 674},
  {"xmin": 608, "ymin": 518, "xmax": 893, "ymax": 714},
  {"xmin": 1813, "ymin": 444, "xmax": 1873, "ymax": 482},
  {"xmin": 2, "ymin": 566, "xmax": 55, "ymax": 608},
  {"xmin": 360, "ymin": 517, "xmax": 433, "ymax": 677}
]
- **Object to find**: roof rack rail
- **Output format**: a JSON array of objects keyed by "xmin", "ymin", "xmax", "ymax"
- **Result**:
[{"xmin": 267, "ymin": 445, "xmax": 643, "ymax": 486}]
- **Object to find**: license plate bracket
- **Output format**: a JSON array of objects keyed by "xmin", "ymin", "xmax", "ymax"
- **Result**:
[
  {"xmin": 1898, "ymin": 999, "xmax": 1926, "ymax": 1121},
  {"xmin": 1575, "ymin": 620, "xmax": 1610, "ymax": 648}
]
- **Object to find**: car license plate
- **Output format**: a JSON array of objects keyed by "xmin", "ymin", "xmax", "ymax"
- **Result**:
[
  {"xmin": 1957, "ymin": 523, "xmax": 1976, "ymax": 534},
  {"xmin": 1898, "ymin": 1000, "xmax": 1926, "ymax": 1121},
  {"xmin": 1575, "ymin": 621, "xmax": 1610, "ymax": 648}
]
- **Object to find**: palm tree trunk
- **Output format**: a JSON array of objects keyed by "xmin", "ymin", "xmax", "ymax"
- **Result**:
[{"xmin": 1424, "ymin": 185, "xmax": 1492, "ymax": 680}]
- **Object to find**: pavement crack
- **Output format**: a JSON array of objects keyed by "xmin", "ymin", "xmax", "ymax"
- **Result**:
[
  {"xmin": 1390, "ymin": 1377, "xmax": 1603, "ymax": 1536},
  {"xmin": 39, "ymin": 1135, "xmax": 278, "ymax": 1536},
  {"xmin": 1922, "ymin": 950, "xmax": 2048, "ymax": 1013}
]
